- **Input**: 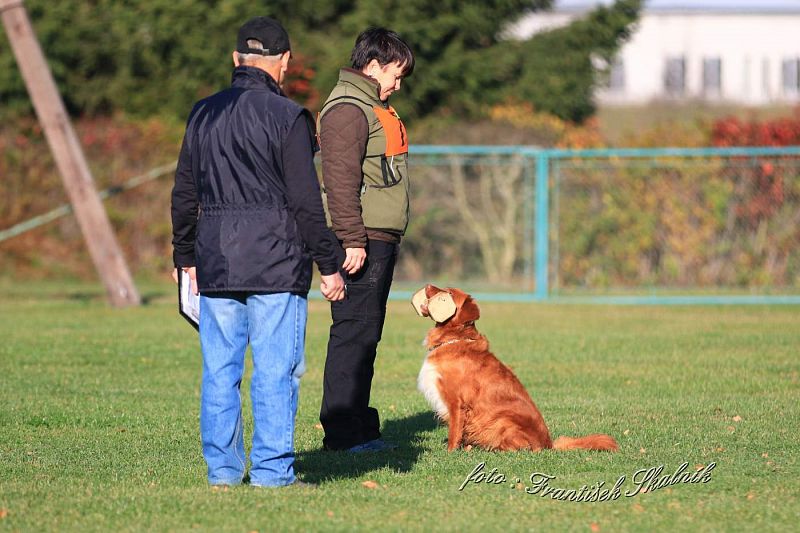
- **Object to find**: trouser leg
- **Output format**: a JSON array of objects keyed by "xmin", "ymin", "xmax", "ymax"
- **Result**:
[
  {"xmin": 248, "ymin": 292, "xmax": 307, "ymax": 487},
  {"xmin": 320, "ymin": 240, "xmax": 398, "ymax": 450},
  {"xmin": 199, "ymin": 293, "xmax": 248, "ymax": 485}
]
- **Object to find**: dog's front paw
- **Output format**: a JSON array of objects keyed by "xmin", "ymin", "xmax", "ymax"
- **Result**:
[{"xmin": 447, "ymin": 440, "xmax": 464, "ymax": 452}]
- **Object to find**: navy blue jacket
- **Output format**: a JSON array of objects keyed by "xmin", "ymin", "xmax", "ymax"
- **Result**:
[{"xmin": 171, "ymin": 66, "xmax": 338, "ymax": 294}]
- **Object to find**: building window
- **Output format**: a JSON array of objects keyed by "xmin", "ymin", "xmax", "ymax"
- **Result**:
[
  {"xmin": 608, "ymin": 58, "xmax": 625, "ymax": 93},
  {"xmin": 762, "ymin": 58, "xmax": 771, "ymax": 100},
  {"xmin": 782, "ymin": 58, "xmax": 800, "ymax": 94},
  {"xmin": 703, "ymin": 57, "xmax": 722, "ymax": 97},
  {"xmin": 664, "ymin": 56, "xmax": 686, "ymax": 97}
]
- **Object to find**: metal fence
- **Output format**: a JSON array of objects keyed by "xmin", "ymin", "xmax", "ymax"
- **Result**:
[
  {"xmin": 401, "ymin": 145, "xmax": 800, "ymax": 304},
  {"xmin": 3, "ymin": 143, "xmax": 798, "ymax": 304}
]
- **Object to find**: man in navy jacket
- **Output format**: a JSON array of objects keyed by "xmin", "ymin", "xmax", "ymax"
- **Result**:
[{"xmin": 171, "ymin": 16, "xmax": 344, "ymax": 487}]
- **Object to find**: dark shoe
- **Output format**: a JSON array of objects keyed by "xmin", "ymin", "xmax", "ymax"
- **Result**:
[
  {"xmin": 345, "ymin": 441, "xmax": 376, "ymax": 453},
  {"xmin": 346, "ymin": 438, "xmax": 397, "ymax": 453},
  {"xmin": 367, "ymin": 439, "xmax": 398, "ymax": 451}
]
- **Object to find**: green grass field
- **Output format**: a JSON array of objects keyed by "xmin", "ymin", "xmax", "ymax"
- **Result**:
[{"xmin": 1, "ymin": 281, "xmax": 798, "ymax": 532}]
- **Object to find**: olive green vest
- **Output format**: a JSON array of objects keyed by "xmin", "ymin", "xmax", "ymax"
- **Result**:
[{"xmin": 319, "ymin": 69, "xmax": 410, "ymax": 234}]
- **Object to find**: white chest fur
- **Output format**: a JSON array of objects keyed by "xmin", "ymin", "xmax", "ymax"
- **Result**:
[{"xmin": 418, "ymin": 358, "xmax": 449, "ymax": 419}]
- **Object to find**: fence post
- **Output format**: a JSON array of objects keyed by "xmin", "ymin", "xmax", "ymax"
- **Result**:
[
  {"xmin": 534, "ymin": 151, "xmax": 550, "ymax": 300},
  {"xmin": 0, "ymin": 0, "xmax": 140, "ymax": 307},
  {"xmin": 522, "ymin": 155, "xmax": 533, "ymax": 291}
]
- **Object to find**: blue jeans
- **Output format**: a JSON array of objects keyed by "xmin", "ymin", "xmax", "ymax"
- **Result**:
[{"xmin": 199, "ymin": 292, "xmax": 307, "ymax": 486}]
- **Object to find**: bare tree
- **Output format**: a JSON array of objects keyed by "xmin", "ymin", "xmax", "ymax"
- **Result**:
[{"xmin": 444, "ymin": 156, "xmax": 524, "ymax": 283}]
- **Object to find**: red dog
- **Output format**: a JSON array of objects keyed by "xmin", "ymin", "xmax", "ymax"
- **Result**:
[{"xmin": 413, "ymin": 285, "xmax": 618, "ymax": 452}]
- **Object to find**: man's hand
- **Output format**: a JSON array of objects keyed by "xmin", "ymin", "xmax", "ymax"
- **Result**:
[
  {"xmin": 342, "ymin": 247, "xmax": 366, "ymax": 275},
  {"xmin": 320, "ymin": 272, "xmax": 346, "ymax": 301},
  {"xmin": 172, "ymin": 266, "xmax": 198, "ymax": 295}
]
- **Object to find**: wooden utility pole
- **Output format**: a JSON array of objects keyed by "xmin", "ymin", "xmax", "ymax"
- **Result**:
[{"xmin": 1, "ymin": 0, "xmax": 140, "ymax": 307}]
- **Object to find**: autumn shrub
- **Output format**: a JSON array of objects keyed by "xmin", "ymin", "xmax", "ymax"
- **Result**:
[
  {"xmin": 488, "ymin": 102, "xmax": 605, "ymax": 149},
  {"xmin": 705, "ymin": 110, "xmax": 800, "ymax": 288},
  {"xmin": 0, "ymin": 116, "xmax": 183, "ymax": 280},
  {"xmin": 402, "ymin": 105, "xmax": 800, "ymax": 292},
  {"xmin": 619, "ymin": 118, "xmax": 711, "ymax": 148},
  {"xmin": 711, "ymin": 110, "xmax": 800, "ymax": 147},
  {"xmin": 553, "ymin": 110, "xmax": 800, "ymax": 292},
  {"xmin": 554, "ymin": 158, "xmax": 739, "ymax": 291}
]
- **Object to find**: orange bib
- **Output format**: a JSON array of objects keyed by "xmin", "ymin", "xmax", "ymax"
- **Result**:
[{"xmin": 373, "ymin": 106, "xmax": 408, "ymax": 157}]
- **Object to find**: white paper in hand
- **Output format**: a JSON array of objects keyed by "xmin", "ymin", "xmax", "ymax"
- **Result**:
[{"xmin": 178, "ymin": 269, "xmax": 200, "ymax": 330}]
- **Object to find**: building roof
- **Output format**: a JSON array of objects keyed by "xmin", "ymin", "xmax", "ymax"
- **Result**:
[{"xmin": 554, "ymin": 0, "xmax": 800, "ymax": 14}]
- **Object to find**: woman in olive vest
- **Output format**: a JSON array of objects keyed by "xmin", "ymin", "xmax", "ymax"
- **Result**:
[{"xmin": 318, "ymin": 28, "xmax": 415, "ymax": 452}]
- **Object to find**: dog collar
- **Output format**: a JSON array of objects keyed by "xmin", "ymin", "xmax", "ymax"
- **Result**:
[{"xmin": 428, "ymin": 338, "xmax": 475, "ymax": 352}]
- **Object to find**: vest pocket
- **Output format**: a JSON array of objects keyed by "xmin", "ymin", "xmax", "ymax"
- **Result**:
[{"xmin": 360, "ymin": 175, "xmax": 409, "ymax": 232}]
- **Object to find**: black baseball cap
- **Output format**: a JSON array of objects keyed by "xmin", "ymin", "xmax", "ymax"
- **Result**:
[{"xmin": 236, "ymin": 16, "xmax": 291, "ymax": 56}]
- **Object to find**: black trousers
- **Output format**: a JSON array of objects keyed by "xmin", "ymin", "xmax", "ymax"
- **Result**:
[{"xmin": 320, "ymin": 239, "xmax": 398, "ymax": 450}]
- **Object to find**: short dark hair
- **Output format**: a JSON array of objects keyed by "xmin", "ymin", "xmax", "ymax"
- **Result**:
[{"xmin": 350, "ymin": 27, "xmax": 415, "ymax": 77}]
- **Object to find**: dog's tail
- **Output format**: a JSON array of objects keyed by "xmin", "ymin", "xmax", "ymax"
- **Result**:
[{"xmin": 552, "ymin": 434, "xmax": 618, "ymax": 452}]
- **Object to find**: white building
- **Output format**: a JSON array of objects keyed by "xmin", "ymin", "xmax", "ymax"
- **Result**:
[{"xmin": 510, "ymin": 0, "xmax": 800, "ymax": 105}]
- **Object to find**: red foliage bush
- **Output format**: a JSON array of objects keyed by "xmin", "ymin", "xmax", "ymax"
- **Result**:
[
  {"xmin": 710, "ymin": 108, "xmax": 800, "ymax": 228},
  {"xmin": 283, "ymin": 53, "xmax": 320, "ymax": 111},
  {"xmin": 711, "ymin": 108, "xmax": 800, "ymax": 147}
]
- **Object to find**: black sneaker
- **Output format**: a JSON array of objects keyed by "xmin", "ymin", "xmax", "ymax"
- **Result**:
[{"xmin": 347, "ymin": 438, "xmax": 398, "ymax": 453}]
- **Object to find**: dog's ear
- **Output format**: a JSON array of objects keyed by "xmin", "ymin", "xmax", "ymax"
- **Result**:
[
  {"xmin": 456, "ymin": 296, "xmax": 480, "ymax": 324},
  {"xmin": 411, "ymin": 287, "xmax": 427, "ymax": 317},
  {"xmin": 427, "ymin": 292, "xmax": 457, "ymax": 323},
  {"xmin": 447, "ymin": 288, "xmax": 479, "ymax": 324}
]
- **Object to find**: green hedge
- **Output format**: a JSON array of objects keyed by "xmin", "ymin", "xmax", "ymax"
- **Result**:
[{"xmin": 0, "ymin": 0, "xmax": 640, "ymax": 122}]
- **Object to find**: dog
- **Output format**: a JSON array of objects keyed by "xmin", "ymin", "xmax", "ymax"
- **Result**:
[{"xmin": 413, "ymin": 284, "xmax": 618, "ymax": 452}]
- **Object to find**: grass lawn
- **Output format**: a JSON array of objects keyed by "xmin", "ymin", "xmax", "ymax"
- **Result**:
[{"xmin": 0, "ymin": 281, "xmax": 798, "ymax": 532}]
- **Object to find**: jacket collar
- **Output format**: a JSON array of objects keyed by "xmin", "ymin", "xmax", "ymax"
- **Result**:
[
  {"xmin": 337, "ymin": 68, "xmax": 384, "ymax": 106},
  {"xmin": 231, "ymin": 66, "xmax": 285, "ymax": 95}
]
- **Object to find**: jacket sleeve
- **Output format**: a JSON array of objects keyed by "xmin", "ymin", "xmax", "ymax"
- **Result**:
[
  {"xmin": 171, "ymin": 130, "xmax": 198, "ymax": 268},
  {"xmin": 282, "ymin": 112, "xmax": 339, "ymax": 276},
  {"xmin": 319, "ymin": 103, "xmax": 369, "ymax": 248}
]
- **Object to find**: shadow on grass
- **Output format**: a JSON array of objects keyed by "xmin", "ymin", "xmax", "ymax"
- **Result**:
[
  {"xmin": 63, "ymin": 289, "xmax": 168, "ymax": 305},
  {"xmin": 295, "ymin": 411, "xmax": 438, "ymax": 484},
  {"xmin": 62, "ymin": 291, "xmax": 104, "ymax": 303}
]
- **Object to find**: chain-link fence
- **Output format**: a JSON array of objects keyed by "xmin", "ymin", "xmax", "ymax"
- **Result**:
[
  {"xmin": 401, "ymin": 146, "xmax": 800, "ymax": 303},
  {"xmin": 3, "ymin": 143, "xmax": 798, "ymax": 302},
  {"xmin": 399, "ymin": 147, "xmax": 535, "ymax": 294}
]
